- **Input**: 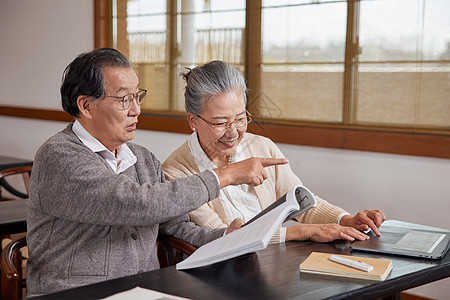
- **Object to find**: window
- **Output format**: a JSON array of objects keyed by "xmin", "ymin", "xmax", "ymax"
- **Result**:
[
  {"xmin": 91, "ymin": 0, "xmax": 450, "ymax": 158},
  {"xmin": 259, "ymin": 0, "xmax": 347, "ymax": 123},
  {"xmin": 1, "ymin": 1, "xmax": 447, "ymax": 159},
  {"xmin": 258, "ymin": 0, "xmax": 449, "ymax": 131},
  {"xmin": 112, "ymin": 0, "xmax": 245, "ymax": 112},
  {"xmin": 357, "ymin": 0, "xmax": 449, "ymax": 129}
]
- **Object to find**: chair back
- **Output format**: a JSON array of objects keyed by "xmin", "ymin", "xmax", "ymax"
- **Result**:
[
  {"xmin": 0, "ymin": 233, "xmax": 27, "ymax": 300},
  {"xmin": 157, "ymin": 234, "xmax": 197, "ymax": 268},
  {"xmin": 0, "ymin": 166, "xmax": 32, "ymax": 201}
]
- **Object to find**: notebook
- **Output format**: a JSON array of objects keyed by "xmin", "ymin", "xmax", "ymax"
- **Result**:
[
  {"xmin": 299, "ymin": 252, "xmax": 393, "ymax": 281},
  {"xmin": 351, "ymin": 220, "xmax": 450, "ymax": 259}
]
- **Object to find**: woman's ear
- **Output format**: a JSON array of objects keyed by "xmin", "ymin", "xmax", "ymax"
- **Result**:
[
  {"xmin": 187, "ymin": 112, "xmax": 198, "ymax": 131},
  {"xmin": 77, "ymin": 95, "xmax": 93, "ymax": 119}
]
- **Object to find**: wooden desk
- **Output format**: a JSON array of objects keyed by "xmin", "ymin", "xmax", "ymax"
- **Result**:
[
  {"xmin": 0, "ymin": 199, "xmax": 27, "ymax": 236},
  {"xmin": 30, "ymin": 233, "xmax": 450, "ymax": 300},
  {"xmin": 0, "ymin": 155, "xmax": 33, "ymax": 199},
  {"xmin": 0, "ymin": 155, "xmax": 33, "ymax": 171}
]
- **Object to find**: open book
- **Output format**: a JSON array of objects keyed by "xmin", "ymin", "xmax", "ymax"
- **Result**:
[{"xmin": 176, "ymin": 185, "xmax": 317, "ymax": 270}]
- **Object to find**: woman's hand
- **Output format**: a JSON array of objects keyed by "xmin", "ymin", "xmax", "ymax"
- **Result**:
[
  {"xmin": 340, "ymin": 210, "xmax": 386, "ymax": 235},
  {"xmin": 286, "ymin": 224, "xmax": 370, "ymax": 242}
]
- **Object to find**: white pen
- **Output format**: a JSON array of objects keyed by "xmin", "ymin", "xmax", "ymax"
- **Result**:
[{"xmin": 330, "ymin": 255, "xmax": 374, "ymax": 272}]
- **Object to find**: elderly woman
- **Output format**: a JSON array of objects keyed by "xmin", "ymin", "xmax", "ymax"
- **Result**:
[{"xmin": 162, "ymin": 60, "xmax": 385, "ymax": 244}]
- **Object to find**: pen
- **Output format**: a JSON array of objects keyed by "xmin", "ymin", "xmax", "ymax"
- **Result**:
[{"xmin": 330, "ymin": 255, "xmax": 374, "ymax": 272}]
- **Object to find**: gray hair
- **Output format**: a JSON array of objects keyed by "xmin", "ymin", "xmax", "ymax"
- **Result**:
[
  {"xmin": 61, "ymin": 48, "xmax": 132, "ymax": 118},
  {"xmin": 181, "ymin": 60, "xmax": 248, "ymax": 115}
]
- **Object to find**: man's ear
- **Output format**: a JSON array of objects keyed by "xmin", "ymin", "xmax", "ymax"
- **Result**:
[
  {"xmin": 77, "ymin": 95, "xmax": 93, "ymax": 119},
  {"xmin": 187, "ymin": 112, "xmax": 198, "ymax": 131}
]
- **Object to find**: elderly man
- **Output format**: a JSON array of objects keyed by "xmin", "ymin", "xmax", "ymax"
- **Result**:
[{"xmin": 26, "ymin": 48, "xmax": 286, "ymax": 296}]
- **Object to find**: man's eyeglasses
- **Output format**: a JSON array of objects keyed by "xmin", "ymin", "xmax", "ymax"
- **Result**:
[
  {"xmin": 101, "ymin": 89, "xmax": 147, "ymax": 110},
  {"xmin": 196, "ymin": 110, "xmax": 252, "ymax": 132}
]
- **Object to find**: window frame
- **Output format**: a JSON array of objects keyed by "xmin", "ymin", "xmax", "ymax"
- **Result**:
[{"xmin": 1, "ymin": 0, "xmax": 448, "ymax": 159}]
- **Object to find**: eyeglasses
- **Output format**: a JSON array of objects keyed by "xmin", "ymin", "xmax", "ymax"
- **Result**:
[
  {"xmin": 196, "ymin": 110, "xmax": 252, "ymax": 132},
  {"xmin": 101, "ymin": 89, "xmax": 147, "ymax": 110}
]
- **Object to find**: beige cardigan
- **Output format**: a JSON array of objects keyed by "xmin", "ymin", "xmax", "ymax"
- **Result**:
[{"xmin": 163, "ymin": 133, "xmax": 347, "ymax": 243}]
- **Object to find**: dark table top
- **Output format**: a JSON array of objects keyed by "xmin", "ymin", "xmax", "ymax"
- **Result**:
[
  {"xmin": 32, "ymin": 226, "xmax": 450, "ymax": 300},
  {"xmin": 0, "ymin": 199, "xmax": 27, "ymax": 235},
  {"xmin": 0, "ymin": 154, "xmax": 33, "ymax": 171}
]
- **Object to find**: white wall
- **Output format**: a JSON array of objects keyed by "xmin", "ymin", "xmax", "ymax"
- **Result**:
[
  {"xmin": 0, "ymin": 0, "xmax": 93, "ymax": 109},
  {"xmin": 0, "ymin": 1, "xmax": 449, "ymax": 298}
]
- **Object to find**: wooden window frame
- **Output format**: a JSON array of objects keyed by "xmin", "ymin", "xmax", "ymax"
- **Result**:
[{"xmin": 1, "ymin": 0, "xmax": 448, "ymax": 159}]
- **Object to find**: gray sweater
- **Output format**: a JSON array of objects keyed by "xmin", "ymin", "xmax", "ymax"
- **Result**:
[{"xmin": 26, "ymin": 124, "xmax": 225, "ymax": 296}]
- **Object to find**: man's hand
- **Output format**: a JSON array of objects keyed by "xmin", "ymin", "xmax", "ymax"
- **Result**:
[
  {"xmin": 340, "ymin": 210, "xmax": 386, "ymax": 235},
  {"xmin": 226, "ymin": 218, "xmax": 243, "ymax": 235},
  {"xmin": 213, "ymin": 157, "xmax": 288, "ymax": 188}
]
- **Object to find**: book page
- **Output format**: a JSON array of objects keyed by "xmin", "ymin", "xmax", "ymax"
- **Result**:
[
  {"xmin": 244, "ymin": 185, "xmax": 316, "ymax": 226},
  {"xmin": 176, "ymin": 199, "xmax": 297, "ymax": 270},
  {"xmin": 176, "ymin": 185, "xmax": 317, "ymax": 270},
  {"xmin": 101, "ymin": 287, "xmax": 190, "ymax": 300}
]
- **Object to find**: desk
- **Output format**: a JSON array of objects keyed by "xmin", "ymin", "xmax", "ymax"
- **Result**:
[
  {"xmin": 0, "ymin": 199, "xmax": 27, "ymax": 236},
  {"xmin": 31, "ymin": 232, "xmax": 449, "ymax": 299},
  {"xmin": 0, "ymin": 155, "xmax": 33, "ymax": 199},
  {"xmin": 0, "ymin": 155, "xmax": 33, "ymax": 171}
]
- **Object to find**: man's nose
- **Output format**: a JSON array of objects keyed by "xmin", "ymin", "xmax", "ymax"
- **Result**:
[{"xmin": 128, "ymin": 97, "xmax": 141, "ymax": 116}]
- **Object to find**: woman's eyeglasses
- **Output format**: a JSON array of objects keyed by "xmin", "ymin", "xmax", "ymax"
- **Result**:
[{"xmin": 196, "ymin": 110, "xmax": 252, "ymax": 132}]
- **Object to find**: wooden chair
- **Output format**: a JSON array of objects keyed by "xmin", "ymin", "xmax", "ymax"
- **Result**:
[
  {"xmin": 157, "ymin": 234, "xmax": 197, "ymax": 268},
  {"xmin": 0, "ymin": 166, "xmax": 32, "ymax": 201},
  {"xmin": 0, "ymin": 233, "xmax": 27, "ymax": 300}
]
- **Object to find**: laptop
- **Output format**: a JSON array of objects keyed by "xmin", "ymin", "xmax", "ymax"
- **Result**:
[{"xmin": 351, "ymin": 221, "xmax": 450, "ymax": 259}]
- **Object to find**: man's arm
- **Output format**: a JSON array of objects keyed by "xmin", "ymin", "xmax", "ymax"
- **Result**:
[
  {"xmin": 159, "ymin": 215, "xmax": 226, "ymax": 247},
  {"xmin": 33, "ymin": 141, "xmax": 220, "ymax": 227},
  {"xmin": 213, "ymin": 157, "xmax": 288, "ymax": 188}
]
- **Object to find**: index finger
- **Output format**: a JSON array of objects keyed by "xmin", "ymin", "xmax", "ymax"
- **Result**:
[
  {"xmin": 259, "ymin": 158, "xmax": 289, "ymax": 167},
  {"xmin": 369, "ymin": 210, "xmax": 386, "ymax": 228},
  {"xmin": 361, "ymin": 215, "xmax": 381, "ymax": 236}
]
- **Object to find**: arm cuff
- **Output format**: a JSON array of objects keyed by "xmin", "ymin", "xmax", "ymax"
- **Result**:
[
  {"xmin": 209, "ymin": 169, "xmax": 220, "ymax": 186},
  {"xmin": 280, "ymin": 227, "xmax": 287, "ymax": 242},
  {"xmin": 337, "ymin": 212, "xmax": 351, "ymax": 225},
  {"xmin": 197, "ymin": 169, "xmax": 221, "ymax": 200}
]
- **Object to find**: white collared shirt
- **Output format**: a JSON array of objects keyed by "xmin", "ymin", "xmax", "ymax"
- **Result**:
[
  {"xmin": 188, "ymin": 132, "xmax": 263, "ymax": 224},
  {"xmin": 72, "ymin": 120, "xmax": 137, "ymax": 174}
]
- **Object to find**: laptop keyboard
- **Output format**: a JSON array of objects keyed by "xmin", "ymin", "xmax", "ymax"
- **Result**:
[{"xmin": 393, "ymin": 230, "xmax": 446, "ymax": 253}]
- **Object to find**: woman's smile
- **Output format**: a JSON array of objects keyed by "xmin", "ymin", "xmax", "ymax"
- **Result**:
[{"xmin": 219, "ymin": 139, "xmax": 237, "ymax": 148}]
